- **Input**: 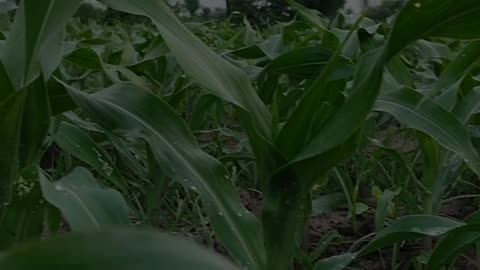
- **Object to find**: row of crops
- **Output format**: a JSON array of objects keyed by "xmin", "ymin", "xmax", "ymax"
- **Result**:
[{"xmin": 1, "ymin": 0, "xmax": 480, "ymax": 269}]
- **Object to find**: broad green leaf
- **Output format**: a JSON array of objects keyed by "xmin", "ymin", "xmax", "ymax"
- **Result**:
[
  {"xmin": 263, "ymin": 46, "xmax": 352, "ymax": 79},
  {"xmin": 103, "ymin": 0, "xmax": 271, "ymax": 139},
  {"xmin": 360, "ymin": 215, "xmax": 463, "ymax": 255},
  {"xmin": 374, "ymin": 88, "xmax": 480, "ymax": 176},
  {"xmin": 414, "ymin": 40, "xmax": 452, "ymax": 60},
  {"xmin": 287, "ymin": 0, "xmax": 480, "ymax": 164},
  {"xmin": 54, "ymin": 121, "xmax": 127, "ymax": 191},
  {"xmin": 429, "ymin": 41, "xmax": 480, "ymax": 99},
  {"xmin": 65, "ymin": 83, "xmax": 266, "ymax": 269},
  {"xmin": 313, "ymin": 253, "xmax": 356, "ymax": 270},
  {"xmin": 39, "ymin": 167, "xmax": 131, "ymax": 232},
  {"xmin": 2, "ymin": 0, "xmax": 83, "ymax": 89},
  {"xmin": 385, "ymin": 0, "xmax": 480, "ymax": 58},
  {"xmin": 455, "ymin": 87, "xmax": 480, "ymax": 124},
  {"xmin": 291, "ymin": 48, "xmax": 385, "ymax": 162},
  {"xmin": 427, "ymin": 224, "xmax": 480, "ymax": 270},
  {"xmin": 375, "ymin": 188, "xmax": 401, "ymax": 231},
  {"xmin": 311, "ymin": 193, "xmax": 346, "ymax": 216},
  {"xmin": 288, "ymin": 0, "xmax": 327, "ymax": 32},
  {"xmin": 65, "ymin": 48, "xmax": 104, "ymax": 70},
  {"xmin": 0, "ymin": 229, "xmax": 238, "ymax": 270}
]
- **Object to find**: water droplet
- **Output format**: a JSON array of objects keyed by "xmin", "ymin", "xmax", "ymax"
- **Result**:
[
  {"xmin": 218, "ymin": 212, "xmax": 224, "ymax": 216},
  {"xmin": 237, "ymin": 212, "xmax": 243, "ymax": 217},
  {"xmin": 190, "ymin": 186, "xmax": 197, "ymax": 191},
  {"xmin": 55, "ymin": 185, "xmax": 63, "ymax": 191},
  {"xmin": 414, "ymin": 2, "xmax": 421, "ymax": 7}
]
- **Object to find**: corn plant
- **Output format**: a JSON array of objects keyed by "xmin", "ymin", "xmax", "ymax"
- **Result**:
[{"xmin": 1, "ymin": 0, "xmax": 480, "ymax": 269}]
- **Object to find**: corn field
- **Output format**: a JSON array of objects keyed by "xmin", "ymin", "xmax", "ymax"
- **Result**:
[{"xmin": 1, "ymin": 0, "xmax": 480, "ymax": 269}]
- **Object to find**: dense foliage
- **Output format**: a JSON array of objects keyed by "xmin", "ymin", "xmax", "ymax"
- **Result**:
[{"xmin": 1, "ymin": 0, "xmax": 480, "ymax": 269}]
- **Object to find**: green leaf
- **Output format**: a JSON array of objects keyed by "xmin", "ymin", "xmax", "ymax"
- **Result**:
[
  {"xmin": 429, "ymin": 40, "xmax": 480, "ymax": 101},
  {"xmin": 360, "ymin": 215, "xmax": 463, "ymax": 255},
  {"xmin": 291, "ymin": 48, "xmax": 385, "ymax": 162},
  {"xmin": 375, "ymin": 188, "xmax": 401, "ymax": 231},
  {"xmin": 288, "ymin": 0, "xmax": 328, "ymax": 32},
  {"xmin": 0, "ymin": 229, "xmax": 238, "ymax": 270},
  {"xmin": 39, "ymin": 167, "xmax": 131, "ymax": 232},
  {"xmin": 427, "ymin": 224, "xmax": 480, "ymax": 270},
  {"xmin": 455, "ymin": 87, "xmax": 480, "ymax": 124},
  {"xmin": 2, "ymin": 0, "xmax": 83, "ymax": 89},
  {"xmin": 313, "ymin": 253, "xmax": 356, "ymax": 270},
  {"xmin": 311, "ymin": 193, "xmax": 346, "ymax": 216},
  {"xmin": 263, "ymin": 46, "xmax": 352, "ymax": 79},
  {"xmin": 374, "ymin": 88, "xmax": 480, "ymax": 176},
  {"xmin": 103, "ymin": 0, "xmax": 271, "ymax": 139},
  {"xmin": 54, "ymin": 121, "xmax": 127, "ymax": 191},
  {"xmin": 65, "ymin": 83, "xmax": 266, "ymax": 269},
  {"xmin": 287, "ymin": 0, "xmax": 480, "ymax": 165},
  {"xmin": 385, "ymin": 0, "xmax": 480, "ymax": 58}
]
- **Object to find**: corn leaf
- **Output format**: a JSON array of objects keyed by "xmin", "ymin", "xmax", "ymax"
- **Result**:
[
  {"xmin": 360, "ymin": 215, "xmax": 463, "ymax": 255},
  {"xmin": 427, "ymin": 224, "xmax": 480, "ymax": 270},
  {"xmin": 103, "ymin": 0, "xmax": 271, "ymax": 139},
  {"xmin": 2, "ymin": 0, "xmax": 82, "ymax": 89},
  {"xmin": 65, "ymin": 83, "xmax": 266, "ymax": 269},
  {"xmin": 0, "ymin": 229, "xmax": 238, "ymax": 270},
  {"xmin": 374, "ymin": 88, "xmax": 480, "ymax": 176},
  {"xmin": 54, "ymin": 121, "xmax": 127, "ymax": 191},
  {"xmin": 292, "ymin": 0, "xmax": 480, "ymax": 164},
  {"xmin": 39, "ymin": 167, "xmax": 131, "ymax": 232}
]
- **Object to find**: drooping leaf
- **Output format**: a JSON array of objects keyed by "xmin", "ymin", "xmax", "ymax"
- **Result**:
[
  {"xmin": 291, "ymin": 48, "xmax": 385, "ymax": 162},
  {"xmin": 374, "ymin": 88, "xmax": 480, "ymax": 176},
  {"xmin": 360, "ymin": 215, "xmax": 463, "ymax": 255},
  {"xmin": 54, "ymin": 121, "xmax": 127, "ymax": 191},
  {"xmin": 375, "ymin": 188, "xmax": 401, "ymax": 231},
  {"xmin": 103, "ymin": 0, "xmax": 271, "ymax": 139},
  {"xmin": 0, "ymin": 229, "xmax": 238, "ymax": 270},
  {"xmin": 39, "ymin": 167, "xmax": 131, "ymax": 232},
  {"xmin": 313, "ymin": 253, "xmax": 356, "ymax": 270},
  {"xmin": 455, "ymin": 87, "xmax": 480, "ymax": 124},
  {"xmin": 427, "ymin": 224, "xmax": 480, "ymax": 270},
  {"xmin": 385, "ymin": 0, "xmax": 480, "ymax": 58},
  {"xmin": 65, "ymin": 83, "xmax": 266, "ymax": 269},
  {"xmin": 263, "ymin": 46, "xmax": 352, "ymax": 79},
  {"xmin": 2, "ymin": 0, "xmax": 83, "ymax": 89},
  {"xmin": 288, "ymin": 0, "xmax": 328, "ymax": 32},
  {"xmin": 429, "ymin": 41, "xmax": 480, "ymax": 98},
  {"xmin": 291, "ymin": 0, "xmax": 480, "ymax": 164}
]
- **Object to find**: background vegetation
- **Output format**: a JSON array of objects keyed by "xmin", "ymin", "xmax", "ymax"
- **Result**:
[{"xmin": 1, "ymin": 0, "xmax": 480, "ymax": 269}]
